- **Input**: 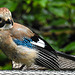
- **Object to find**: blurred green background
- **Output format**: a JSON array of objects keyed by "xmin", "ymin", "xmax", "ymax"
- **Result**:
[{"xmin": 0, "ymin": 0, "xmax": 75, "ymax": 70}]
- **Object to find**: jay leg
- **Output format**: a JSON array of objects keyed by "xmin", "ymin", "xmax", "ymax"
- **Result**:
[{"xmin": 12, "ymin": 61, "xmax": 26, "ymax": 70}]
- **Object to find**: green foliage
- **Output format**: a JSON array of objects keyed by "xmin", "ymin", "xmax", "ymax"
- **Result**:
[
  {"xmin": 2, "ymin": 63, "xmax": 12, "ymax": 70},
  {"xmin": 0, "ymin": 0, "xmax": 74, "ymax": 26},
  {"xmin": 64, "ymin": 42, "xmax": 75, "ymax": 52},
  {"xmin": 0, "ymin": 0, "xmax": 75, "ymax": 70}
]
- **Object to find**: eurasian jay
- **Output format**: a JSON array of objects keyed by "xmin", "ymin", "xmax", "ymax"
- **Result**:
[{"xmin": 0, "ymin": 7, "xmax": 60, "ymax": 70}]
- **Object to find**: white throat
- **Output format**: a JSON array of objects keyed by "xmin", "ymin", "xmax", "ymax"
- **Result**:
[{"xmin": 2, "ymin": 24, "xmax": 13, "ymax": 29}]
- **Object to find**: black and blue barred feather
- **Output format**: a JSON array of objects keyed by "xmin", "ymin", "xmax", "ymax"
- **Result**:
[{"xmin": 13, "ymin": 37, "xmax": 35, "ymax": 49}]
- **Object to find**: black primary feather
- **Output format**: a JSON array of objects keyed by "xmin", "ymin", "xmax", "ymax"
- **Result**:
[
  {"xmin": 13, "ymin": 33, "xmax": 60, "ymax": 70},
  {"xmin": 31, "ymin": 34, "xmax": 57, "ymax": 56},
  {"xmin": 31, "ymin": 34, "xmax": 60, "ymax": 70}
]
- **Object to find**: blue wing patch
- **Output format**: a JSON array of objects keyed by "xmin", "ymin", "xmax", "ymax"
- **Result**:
[{"xmin": 13, "ymin": 37, "xmax": 35, "ymax": 49}]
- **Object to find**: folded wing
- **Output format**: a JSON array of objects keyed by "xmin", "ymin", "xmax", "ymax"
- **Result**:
[{"xmin": 11, "ymin": 23, "xmax": 60, "ymax": 70}]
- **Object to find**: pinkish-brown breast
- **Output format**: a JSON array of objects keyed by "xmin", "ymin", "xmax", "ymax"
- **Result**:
[{"xmin": 9, "ymin": 23, "xmax": 34, "ymax": 40}]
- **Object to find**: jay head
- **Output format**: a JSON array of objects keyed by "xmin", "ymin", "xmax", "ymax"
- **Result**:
[{"xmin": 0, "ymin": 7, "xmax": 13, "ymax": 29}]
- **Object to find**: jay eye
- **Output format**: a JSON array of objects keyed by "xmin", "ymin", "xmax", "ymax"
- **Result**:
[
  {"xmin": 0, "ymin": 18, "xmax": 2, "ymax": 23},
  {"xmin": 0, "ymin": 18, "xmax": 5, "ymax": 28}
]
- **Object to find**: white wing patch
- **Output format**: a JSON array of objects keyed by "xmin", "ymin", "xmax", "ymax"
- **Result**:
[{"xmin": 31, "ymin": 39, "xmax": 45, "ymax": 48}]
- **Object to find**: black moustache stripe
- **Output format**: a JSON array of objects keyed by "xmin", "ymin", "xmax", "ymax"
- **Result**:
[{"xmin": 0, "ymin": 20, "xmax": 13, "ymax": 28}]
